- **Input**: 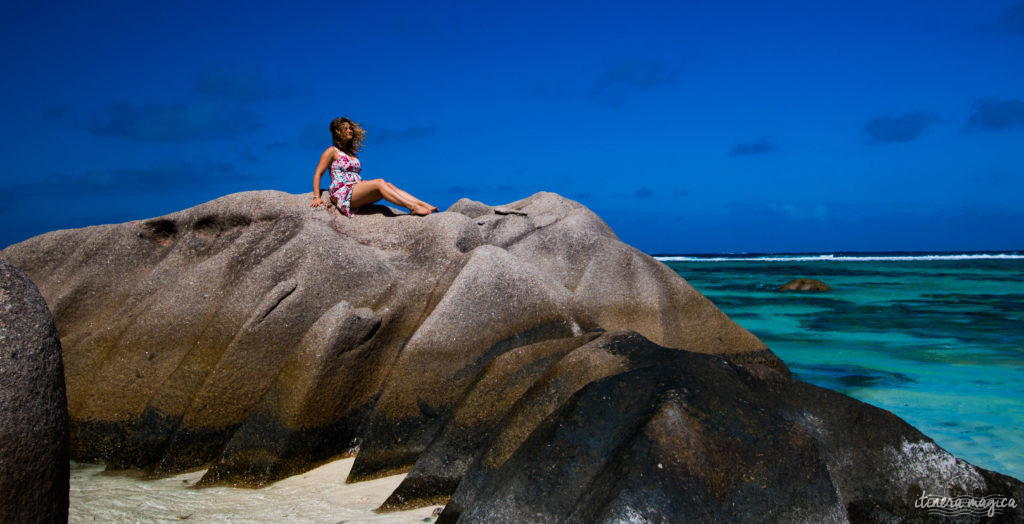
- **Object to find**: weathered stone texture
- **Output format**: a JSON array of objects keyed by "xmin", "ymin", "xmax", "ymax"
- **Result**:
[
  {"xmin": 0, "ymin": 190, "xmax": 774, "ymax": 488},
  {"xmin": 0, "ymin": 259, "xmax": 69, "ymax": 523},
  {"xmin": 5, "ymin": 190, "xmax": 1018, "ymax": 523}
]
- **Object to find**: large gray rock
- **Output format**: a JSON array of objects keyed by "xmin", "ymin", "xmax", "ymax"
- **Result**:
[
  {"xmin": 0, "ymin": 190, "xmax": 775, "ymax": 488},
  {"xmin": 3, "ymin": 191, "xmax": 1022, "ymax": 523},
  {"xmin": 0, "ymin": 259, "xmax": 69, "ymax": 523}
]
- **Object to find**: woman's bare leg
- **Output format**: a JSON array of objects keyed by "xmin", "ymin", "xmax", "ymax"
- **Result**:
[
  {"xmin": 386, "ymin": 182, "xmax": 438, "ymax": 212},
  {"xmin": 350, "ymin": 179, "xmax": 434, "ymax": 215}
]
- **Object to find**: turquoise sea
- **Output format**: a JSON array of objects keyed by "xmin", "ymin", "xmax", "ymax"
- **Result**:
[{"xmin": 659, "ymin": 252, "xmax": 1024, "ymax": 481}]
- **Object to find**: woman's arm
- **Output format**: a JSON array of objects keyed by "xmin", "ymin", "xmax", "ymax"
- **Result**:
[{"xmin": 311, "ymin": 147, "xmax": 336, "ymax": 208}]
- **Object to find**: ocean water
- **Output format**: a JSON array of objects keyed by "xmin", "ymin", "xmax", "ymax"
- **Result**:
[{"xmin": 659, "ymin": 252, "xmax": 1024, "ymax": 481}]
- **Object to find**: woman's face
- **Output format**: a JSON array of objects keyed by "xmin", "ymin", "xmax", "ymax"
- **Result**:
[{"xmin": 341, "ymin": 123, "xmax": 353, "ymax": 141}]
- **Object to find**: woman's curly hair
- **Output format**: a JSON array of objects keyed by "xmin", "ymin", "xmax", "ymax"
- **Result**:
[{"xmin": 330, "ymin": 117, "xmax": 365, "ymax": 156}]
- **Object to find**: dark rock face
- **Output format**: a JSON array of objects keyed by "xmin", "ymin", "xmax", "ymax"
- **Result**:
[
  {"xmin": 0, "ymin": 190, "xmax": 775, "ymax": 488},
  {"xmin": 0, "ymin": 259, "xmax": 70, "ymax": 523},
  {"xmin": 779, "ymin": 278, "xmax": 832, "ymax": 291},
  {"xmin": 435, "ymin": 332, "xmax": 1024, "ymax": 523}
]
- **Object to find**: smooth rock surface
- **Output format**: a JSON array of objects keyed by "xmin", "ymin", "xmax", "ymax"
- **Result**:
[
  {"xmin": 0, "ymin": 190, "xmax": 775, "ymax": 488},
  {"xmin": 4, "ymin": 191, "xmax": 1022, "ymax": 522},
  {"xmin": 436, "ymin": 331, "xmax": 1024, "ymax": 523},
  {"xmin": 0, "ymin": 259, "xmax": 70, "ymax": 523}
]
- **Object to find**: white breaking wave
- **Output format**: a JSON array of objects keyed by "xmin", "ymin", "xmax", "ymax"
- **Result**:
[{"xmin": 655, "ymin": 253, "xmax": 1024, "ymax": 262}]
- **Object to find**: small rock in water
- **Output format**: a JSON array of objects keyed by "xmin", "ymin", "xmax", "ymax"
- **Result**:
[{"xmin": 778, "ymin": 278, "xmax": 831, "ymax": 291}]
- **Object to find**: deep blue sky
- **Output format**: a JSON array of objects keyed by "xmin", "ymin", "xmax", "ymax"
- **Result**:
[{"xmin": 2, "ymin": 1, "xmax": 1023, "ymax": 253}]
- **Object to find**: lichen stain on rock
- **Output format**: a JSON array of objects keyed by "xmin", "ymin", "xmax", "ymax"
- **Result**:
[
  {"xmin": 139, "ymin": 218, "xmax": 177, "ymax": 246},
  {"xmin": 193, "ymin": 213, "xmax": 253, "ymax": 238}
]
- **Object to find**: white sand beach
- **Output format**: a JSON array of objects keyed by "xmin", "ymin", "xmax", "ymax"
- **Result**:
[{"xmin": 70, "ymin": 458, "xmax": 441, "ymax": 523}]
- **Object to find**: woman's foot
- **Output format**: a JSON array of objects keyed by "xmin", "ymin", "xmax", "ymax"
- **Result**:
[
  {"xmin": 410, "ymin": 202, "xmax": 434, "ymax": 216},
  {"xmin": 413, "ymin": 200, "xmax": 439, "ymax": 214}
]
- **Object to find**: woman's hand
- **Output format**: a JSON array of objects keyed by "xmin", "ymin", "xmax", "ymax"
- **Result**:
[{"xmin": 311, "ymin": 196, "xmax": 327, "ymax": 208}]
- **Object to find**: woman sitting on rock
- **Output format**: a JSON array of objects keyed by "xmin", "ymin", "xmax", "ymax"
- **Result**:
[{"xmin": 310, "ymin": 117, "xmax": 438, "ymax": 216}]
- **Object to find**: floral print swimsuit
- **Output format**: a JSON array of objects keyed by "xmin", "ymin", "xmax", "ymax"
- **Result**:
[{"xmin": 329, "ymin": 147, "xmax": 362, "ymax": 217}]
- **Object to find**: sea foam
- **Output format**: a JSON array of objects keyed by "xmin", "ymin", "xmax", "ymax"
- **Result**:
[{"xmin": 655, "ymin": 252, "xmax": 1024, "ymax": 262}]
